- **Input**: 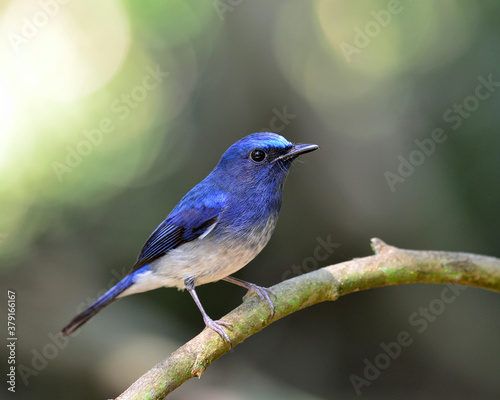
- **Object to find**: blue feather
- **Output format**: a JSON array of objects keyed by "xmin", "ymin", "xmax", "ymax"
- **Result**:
[
  {"xmin": 61, "ymin": 132, "xmax": 318, "ymax": 340},
  {"xmin": 61, "ymin": 267, "xmax": 146, "ymax": 336}
]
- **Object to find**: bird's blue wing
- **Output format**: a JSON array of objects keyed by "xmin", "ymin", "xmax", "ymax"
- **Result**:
[{"xmin": 131, "ymin": 203, "xmax": 223, "ymax": 272}]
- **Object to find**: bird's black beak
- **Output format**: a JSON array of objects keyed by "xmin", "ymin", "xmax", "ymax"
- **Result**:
[{"xmin": 274, "ymin": 143, "xmax": 319, "ymax": 162}]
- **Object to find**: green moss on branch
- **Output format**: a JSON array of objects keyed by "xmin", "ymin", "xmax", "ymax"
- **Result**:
[{"xmin": 116, "ymin": 239, "xmax": 500, "ymax": 400}]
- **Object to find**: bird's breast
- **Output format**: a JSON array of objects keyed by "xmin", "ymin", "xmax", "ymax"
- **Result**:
[{"xmin": 148, "ymin": 213, "xmax": 279, "ymax": 288}]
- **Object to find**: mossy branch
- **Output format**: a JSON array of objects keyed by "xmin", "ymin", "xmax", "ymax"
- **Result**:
[{"xmin": 115, "ymin": 238, "xmax": 500, "ymax": 399}]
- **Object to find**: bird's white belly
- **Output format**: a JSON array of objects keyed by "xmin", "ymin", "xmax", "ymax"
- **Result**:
[
  {"xmin": 155, "ymin": 239, "xmax": 259, "ymax": 285},
  {"xmin": 121, "ymin": 216, "xmax": 277, "ymax": 296}
]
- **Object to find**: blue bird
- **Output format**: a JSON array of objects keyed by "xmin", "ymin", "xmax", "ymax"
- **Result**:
[{"xmin": 61, "ymin": 132, "xmax": 318, "ymax": 343}]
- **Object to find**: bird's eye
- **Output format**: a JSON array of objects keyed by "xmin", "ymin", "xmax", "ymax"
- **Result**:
[{"xmin": 250, "ymin": 149, "xmax": 266, "ymax": 163}]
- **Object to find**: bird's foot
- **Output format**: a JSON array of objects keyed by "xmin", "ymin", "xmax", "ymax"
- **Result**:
[
  {"xmin": 243, "ymin": 284, "xmax": 276, "ymax": 317},
  {"xmin": 203, "ymin": 316, "xmax": 232, "ymax": 346}
]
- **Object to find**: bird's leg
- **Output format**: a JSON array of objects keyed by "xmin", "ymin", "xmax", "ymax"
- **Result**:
[
  {"xmin": 184, "ymin": 277, "xmax": 232, "ymax": 345},
  {"xmin": 223, "ymin": 276, "xmax": 276, "ymax": 317}
]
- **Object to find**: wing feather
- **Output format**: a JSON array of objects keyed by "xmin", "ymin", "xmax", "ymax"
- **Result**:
[{"xmin": 130, "ymin": 204, "xmax": 222, "ymax": 272}]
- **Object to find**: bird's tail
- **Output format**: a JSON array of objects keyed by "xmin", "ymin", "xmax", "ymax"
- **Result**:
[{"xmin": 61, "ymin": 272, "xmax": 137, "ymax": 337}]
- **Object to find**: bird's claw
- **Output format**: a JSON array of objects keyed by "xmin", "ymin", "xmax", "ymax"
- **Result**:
[
  {"xmin": 204, "ymin": 317, "xmax": 232, "ymax": 346},
  {"xmin": 243, "ymin": 284, "xmax": 276, "ymax": 317}
]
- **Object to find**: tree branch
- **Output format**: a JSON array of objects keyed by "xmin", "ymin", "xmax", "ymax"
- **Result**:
[{"xmin": 115, "ymin": 238, "xmax": 500, "ymax": 399}]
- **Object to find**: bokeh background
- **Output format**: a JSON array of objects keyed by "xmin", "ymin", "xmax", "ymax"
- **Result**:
[{"xmin": 1, "ymin": 0, "xmax": 500, "ymax": 399}]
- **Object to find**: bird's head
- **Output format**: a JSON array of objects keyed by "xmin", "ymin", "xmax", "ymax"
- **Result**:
[{"xmin": 214, "ymin": 132, "xmax": 318, "ymax": 190}]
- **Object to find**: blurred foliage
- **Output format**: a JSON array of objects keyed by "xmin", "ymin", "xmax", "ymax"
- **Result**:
[{"xmin": 1, "ymin": 0, "xmax": 499, "ymax": 399}]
